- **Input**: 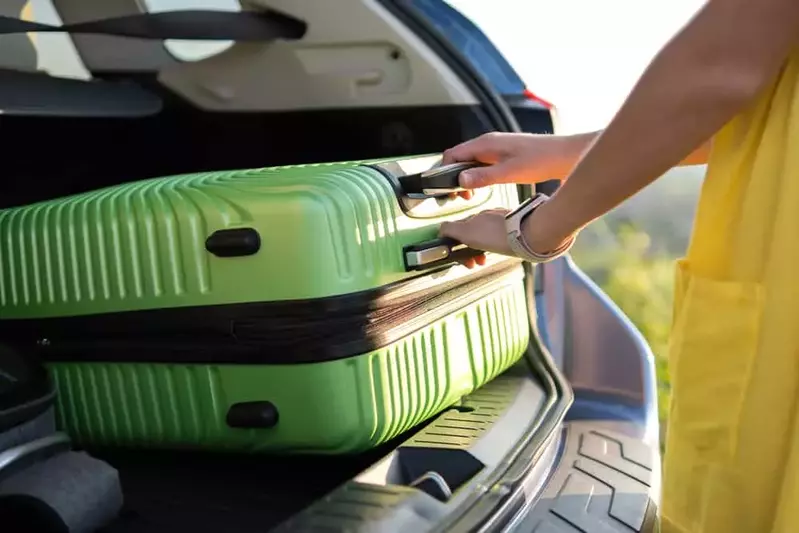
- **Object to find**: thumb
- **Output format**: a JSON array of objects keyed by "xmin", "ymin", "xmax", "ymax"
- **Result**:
[{"xmin": 459, "ymin": 162, "xmax": 517, "ymax": 189}]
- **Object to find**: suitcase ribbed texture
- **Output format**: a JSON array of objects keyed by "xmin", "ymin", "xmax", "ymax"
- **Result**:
[
  {"xmin": 0, "ymin": 159, "xmax": 527, "ymax": 453},
  {"xmin": 48, "ymin": 280, "xmax": 528, "ymax": 453},
  {"xmin": 0, "ymin": 162, "xmax": 517, "ymax": 318}
]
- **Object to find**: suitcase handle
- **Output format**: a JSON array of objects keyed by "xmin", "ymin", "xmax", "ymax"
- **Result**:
[
  {"xmin": 398, "ymin": 161, "xmax": 487, "ymax": 196},
  {"xmin": 403, "ymin": 237, "xmax": 484, "ymax": 271}
]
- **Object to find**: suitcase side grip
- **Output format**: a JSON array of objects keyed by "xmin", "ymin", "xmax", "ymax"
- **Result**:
[
  {"xmin": 206, "ymin": 228, "xmax": 261, "ymax": 258},
  {"xmin": 403, "ymin": 237, "xmax": 484, "ymax": 271},
  {"xmin": 226, "ymin": 401, "xmax": 279, "ymax": 429}
]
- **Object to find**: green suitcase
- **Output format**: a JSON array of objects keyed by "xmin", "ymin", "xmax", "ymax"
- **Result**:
[{"xmin": 0, "ymin": 155, "xmax": 530, "ymax": 453}]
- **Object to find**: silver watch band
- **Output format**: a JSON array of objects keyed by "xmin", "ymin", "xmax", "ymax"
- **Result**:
[{"xmin": 505, "ymin": 195, "xmax": 575, "ymax": 263}]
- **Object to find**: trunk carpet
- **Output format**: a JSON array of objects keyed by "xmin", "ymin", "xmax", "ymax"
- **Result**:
[{"xmin": 96, "ymin": 443, "xmax": 397, "ymax": 533}]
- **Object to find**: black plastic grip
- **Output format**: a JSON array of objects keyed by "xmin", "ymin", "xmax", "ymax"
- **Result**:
[
  {"xmin": 398, "ymin": 161, "xmax": 486, "ymax": 195},
  {"xmin": 205, "ymin": 228, "xmax": 261, "ymax": 258},
  {"xmin": 226, "ymin": 401, "xmax": 279, "ymax": 429},
  {"xmin": 403, "ymin": 237, "xmax": 484, "ymax": 271}
]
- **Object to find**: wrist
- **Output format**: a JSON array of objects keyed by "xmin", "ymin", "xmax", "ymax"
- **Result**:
[{"xmin": 520, "ymin": 198, "xmax": 576, "ymax": 254}]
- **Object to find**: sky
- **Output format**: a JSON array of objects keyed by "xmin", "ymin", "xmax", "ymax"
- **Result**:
[
  {"xmin": 449, "ymin": 0, "xmax": 704, "ymax": 133},
  {"xmin": 24, "ymin": 0, "xmax": 704, "ymax": 134}
]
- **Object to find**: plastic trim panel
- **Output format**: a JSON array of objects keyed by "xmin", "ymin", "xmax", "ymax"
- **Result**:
[{"xmin": 508, "ymin": 421, "xmax": 660, "ymax": 533}]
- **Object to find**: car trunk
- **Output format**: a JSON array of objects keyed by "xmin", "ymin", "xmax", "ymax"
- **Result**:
[
  {"xmin": 90, "ymin": 356, "xmax": 562, "ymax": 533},
  {"xmin": 0, "ymin": 16, "xmax": 569, "ymax": 523},
  {"xmin": 0, "ymin": 101, "xmax": 504, "ymax": 210},
  {"xmin": 0, "ymin": 105, "xmax": 564, "ymax": 532},
  {"xmin": 0, "ymin": 89, "xmax": 573, "ymax": 530},
  {"xmin": 0, "ymin": 3, "xmax": 585, "ymax": 532},
  {"xmin": 0, "ymin": 100, "xmax": 571, "ymax": 530},
  {"xmin": 95, "ymin": 437, "xmax": 408, "ymax": 533},
  {"xmin": 0, "ymin": 3, "xmax": 666, "ymax": 530}
]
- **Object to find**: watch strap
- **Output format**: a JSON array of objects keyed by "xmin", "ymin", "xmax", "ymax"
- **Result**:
[{"xmin": 505, "ymin": 194, "xmax": 575, "ymax": 263}]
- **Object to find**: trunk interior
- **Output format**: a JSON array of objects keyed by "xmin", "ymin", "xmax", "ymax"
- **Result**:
[
  {"xmin": 0, "ymin": 100, "xmax": 495, "ymax": 209},
  {"xmin": 94, "ymin": 435, "xmax": 412, "ymax": 533},
  {"xmin": 3, "ymin": 101, "xmax": 521, "ymax": 532},
  {"xmin": 89, "ymin": 363, "xmax": 549, "ymax": 533}
]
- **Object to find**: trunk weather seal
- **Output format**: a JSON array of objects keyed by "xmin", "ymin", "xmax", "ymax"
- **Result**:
[
  {"xmin": 356, "ymin": 5, "xmax": 566, "ymax": 529},
  {"xmin": 377, "ymin": 0, "xmax": 534, "ymax": 204},
  {"xmin": 377, "ymin": 0, "xmax": 519, "ymax": 134}
]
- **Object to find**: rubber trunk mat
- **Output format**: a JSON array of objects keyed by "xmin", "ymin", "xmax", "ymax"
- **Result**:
[{"xmin": 95, "ymin": 443, "xmax": 397, "ymax": 533}]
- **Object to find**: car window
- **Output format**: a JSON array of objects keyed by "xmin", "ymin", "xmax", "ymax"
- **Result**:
[{"xmin": 141, "ymin": 0, "xmax": 241, "ymax": 62}]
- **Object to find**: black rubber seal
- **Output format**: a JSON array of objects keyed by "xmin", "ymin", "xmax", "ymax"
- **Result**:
[
  {"xmin": 429, "ymin": 261, "xmax": 574, "ymax": 533},
  {"xmin": 376, "ymin": 0, "xmax": 519, "ymax": 134}
]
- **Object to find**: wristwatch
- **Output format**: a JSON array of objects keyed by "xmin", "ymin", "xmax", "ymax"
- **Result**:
[{"xmin": 504, "ymin": 193, "xmax": 575, "ymax": 263}]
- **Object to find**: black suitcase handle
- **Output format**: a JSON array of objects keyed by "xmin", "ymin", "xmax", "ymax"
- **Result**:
[
  {"xmin": 403, "ymin": 237, "xmax": 484, "ymax": 271},
  {"xmin": 398, "ymin": 161, "xmax": 486, "ymax": 196}
]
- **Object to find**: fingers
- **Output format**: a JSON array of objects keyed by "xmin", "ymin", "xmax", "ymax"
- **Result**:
[
  {"xmin": 439, "ymin": 219, "xmax": 486, "ymax": 269},
  {"xmin": 441, "ymin": 132, "xmax": 504, "ymax": 165},
  {"xmin": 441, "ymin": 140, "xmax": 478, "ymax": 165},
  {"xmin": 451, "ymin": 164, "xmax": 517, "ymax": 199},
  {"xmin": 439, "ymin": 208, "xmax": 508, "ymax": 268},
  {"xmin": 461, "ymin": 253, "xmax": 486, "ymax": 269},
  {"xmin": 449, "ymin": 190, "xmax": 475, "ymax": 200},
  {"xmin": 459, "ymin": 161, "xmax": 516, "ymax": 189},
  {"xmin": 438, "ymin": 209, "xmax": 507, "ymax": 242},
  {"xmin": 438, "ymin": 219, "xmax": 469, "ymax": 243},
  {"xmin": 442, "ymin": 132, "xmax": 518, "ymax": 196}
]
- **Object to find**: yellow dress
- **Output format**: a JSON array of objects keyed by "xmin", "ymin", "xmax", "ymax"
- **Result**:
[{"xmin": 661, "ymin": 55, "xmax": 799, "ymax": 532}]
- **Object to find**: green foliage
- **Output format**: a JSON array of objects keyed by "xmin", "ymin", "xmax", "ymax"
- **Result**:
[
  {"xmin": 572, "ymin": 221, "xmax": 676, "ymax": 448},
  {"xmin": 569, "ymin": 167, "xmax": 703, "ymax": 450}
]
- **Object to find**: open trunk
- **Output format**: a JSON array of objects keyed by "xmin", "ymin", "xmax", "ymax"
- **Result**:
[
  {"xmin": 0, "ymin": 102, "xmax": 503, "ymax": 209},
  {"xmin": 0, "ymin": 18, "xmax": 567, "ymax": 529},
  {"xmin": 0, "ymin": 2, "xmax": 662, "ymax": 531},
  {"xmin": 92, "ymin": 355, "xmax": 562, "ymax": 533},
  {"xmin": 0, "ymin": 65, "xmax": 658, "ymax": 533},
  {"xmin": 95, "ymin": 439, "xmax": 404, "ymax": 533},
  {"xmin": 0, "ymin": 72, "xmax": 571, "ymax": 533}
]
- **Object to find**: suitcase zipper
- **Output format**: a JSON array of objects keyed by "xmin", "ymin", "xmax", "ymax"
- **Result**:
[
  {"xmin": 18, "ymin": 262, "xmax": 525, "ymax": 365},
  {"xmin": 344, "ymin": 263, "xmax": 525, "ymax": 351}
]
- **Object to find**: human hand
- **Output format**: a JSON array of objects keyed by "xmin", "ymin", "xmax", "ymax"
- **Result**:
[
  {"xmin": 442, "ymin": 132, "xmax": 591, "ymax": 199},
  {"xmin": 439, "ymin": 203, "xmax": 577, "ymax": 268},
  {"xmin": 438, "ymin": 209, "xmax": 512, "ymax": 268}
]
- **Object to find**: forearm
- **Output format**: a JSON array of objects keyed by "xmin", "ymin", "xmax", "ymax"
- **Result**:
[
  {"xmin": 681, "ymin": 139, "xmax": 713, "ymax": 167},
  {"xmin": 560, "ymin": 131, "xmax": 711, "ymax": 173},
  {"xmin": 527, "ymin": 0, "xmax": 799, "ymax": 250}
]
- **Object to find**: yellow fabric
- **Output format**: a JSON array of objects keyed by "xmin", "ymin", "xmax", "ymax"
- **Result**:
[{"xmin": 661, "ymin": 54, "xmax": 799, "ymax": 532}]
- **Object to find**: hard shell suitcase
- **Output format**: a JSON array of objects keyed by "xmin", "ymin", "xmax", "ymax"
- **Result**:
[{"xmin": 0, "ymin": 155, "xmax": 531, "ymax": 453}]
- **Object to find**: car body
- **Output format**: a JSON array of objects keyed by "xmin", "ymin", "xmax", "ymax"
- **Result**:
[{"xmin": 3, "ymin": 1, "xmax": 661, "ymax": 531}]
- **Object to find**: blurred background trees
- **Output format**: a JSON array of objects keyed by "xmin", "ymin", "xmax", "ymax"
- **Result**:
[{"xmin": 571, "ymin": 166, "xmax": 704, "ymax": 446}]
